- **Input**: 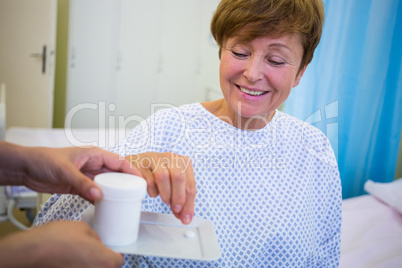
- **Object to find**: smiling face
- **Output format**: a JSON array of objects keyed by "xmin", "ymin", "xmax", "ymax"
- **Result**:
[{"xmin": 217, "ymin": 33, "xmax": 307, "ymax": 129}]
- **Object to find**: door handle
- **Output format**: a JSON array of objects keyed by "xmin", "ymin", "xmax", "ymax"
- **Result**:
[{"xmin": 30, "ymin": 45, "xmax": 46, "ymax": 74}]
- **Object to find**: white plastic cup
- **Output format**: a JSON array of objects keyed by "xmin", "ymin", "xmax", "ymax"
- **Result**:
[{"xmin": 93, "ymin": 173, "xmax": 147, "ymax": 247}]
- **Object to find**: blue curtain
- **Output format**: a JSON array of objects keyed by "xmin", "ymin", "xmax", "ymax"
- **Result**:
[{"xmin": 283, "ymin": 0, "xmax": 402, "ymax": 199}]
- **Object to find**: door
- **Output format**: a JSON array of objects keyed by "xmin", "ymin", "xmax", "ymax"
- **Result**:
[{"xmin": 0, "ymin": 0, "xmax": 57, "ymax": 128}]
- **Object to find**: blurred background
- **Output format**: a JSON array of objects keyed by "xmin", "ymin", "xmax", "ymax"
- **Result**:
[{"xmin": 283, "ymin": 0, "xmax": 402, "ymax": 198}]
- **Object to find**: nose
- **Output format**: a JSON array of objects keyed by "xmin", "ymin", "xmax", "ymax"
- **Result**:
[{"xmin": 243, "ymin": 58, "xmax": 264, "ymax": 82}]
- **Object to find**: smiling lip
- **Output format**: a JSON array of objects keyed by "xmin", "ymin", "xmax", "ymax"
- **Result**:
[{"xmin": 237, "ymin": 85, "xmax": 268, "ymax": 96}]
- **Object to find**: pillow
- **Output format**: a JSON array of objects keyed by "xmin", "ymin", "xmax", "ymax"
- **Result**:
[{"xmin": 364, "ymin": 178, "xmax": 402, "ymax": 214}]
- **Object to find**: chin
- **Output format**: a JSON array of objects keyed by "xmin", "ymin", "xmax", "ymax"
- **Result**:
[{"xmin": 236, "ymin": 105, "xmax": 271, "ymax": 117}]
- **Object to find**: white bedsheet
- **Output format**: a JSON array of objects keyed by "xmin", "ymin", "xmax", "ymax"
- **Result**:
[{"xmin": 340, "ymin": 195, "xmax": 402, "ymax": 267}]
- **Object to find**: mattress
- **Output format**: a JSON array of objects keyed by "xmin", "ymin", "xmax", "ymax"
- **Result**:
[{"xmin": 340, "ymin": 194, "xmax": 402, "ymax": 267}]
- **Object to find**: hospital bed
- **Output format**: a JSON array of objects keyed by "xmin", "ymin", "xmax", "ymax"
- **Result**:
[
  {"xmin": 341, "ymin": 195, "xmax": 402, "ymax": 267},
  {"xmin": 0, "ymin": 84, "xmax": 37, "ymax": 227},
  {"xmin": 0, "ymin": 84, "xmax": 26, "ymax": 227},
  {"xmin": 2, "ymin": 127, "xmax": 402, "ymax": 266}
]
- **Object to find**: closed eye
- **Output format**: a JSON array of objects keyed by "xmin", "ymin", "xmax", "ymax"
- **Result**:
[
  {"xmin": 268, "ymin": 60, "xmax": 285, "ymax": 66},
  {"xmin": 231, "ymin": 51, "xmax": 248, "ymax": 58}
]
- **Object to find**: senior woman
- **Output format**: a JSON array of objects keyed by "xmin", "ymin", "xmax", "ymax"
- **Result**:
[{"xmin": 36, "ymin": 0, "xmax": 341, "ymax": 267}]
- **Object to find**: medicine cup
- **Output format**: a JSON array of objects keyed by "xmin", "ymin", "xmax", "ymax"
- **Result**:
[{"xmin": 93, "ymin": 172, "xmax": 147, "ymax": 247}]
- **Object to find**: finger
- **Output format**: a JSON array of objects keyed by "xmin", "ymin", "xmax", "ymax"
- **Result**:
[
  {"xmin": 125, "ymin": 154, "xmax": 158, "ymax": 197},
  {"xmin": 82, "ymin": 221, "xmax": 102, "ymax": 241},
  {"xmin": 61, "ymin": 163, "xmax": 103, "ymax": 202},
  {"xmin": 178, "ymin": 164, "xmax": 196, "ymax": 224},
  {"xmin": 113, "ymin": 252, "xmax": 125, "ymax": 267},
  {"xmin": 99, "ymin": 149, "xmax": 142, "ymax": 177},
  {"xmin": 88, "ymin": 231, "xmax": 125, "ymax": 267},
  {"xmin": 170, "ymin": 156, "xmax": 194, "ymax": 218},
  {"xmin": 80, "ymin": 221, "xmax": 125, "ymax": 267},
  {"xmin": 140, "ymin": 167, "xmax": 159, "ymax": 198},
  {"xmin": 153, "ymin": 167, "xmax": 172, "ymax": 205},
  {"xmin": 170, "ymin": 166, "xmax": 187, "ymax": 215},
  {"xmin": 103, "ymin": 249, "xmax": 125, "ymax": 268}
]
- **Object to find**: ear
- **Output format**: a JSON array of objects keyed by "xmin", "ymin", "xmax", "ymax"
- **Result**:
[{"xmin": 293, "ymin": 64, "xmax": 308, "ymax": 87}]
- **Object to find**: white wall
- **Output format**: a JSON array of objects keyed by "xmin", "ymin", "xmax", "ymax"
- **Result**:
[{"xmin": 66, "ymin": 0, "xmax": 221, "ymax": 129}]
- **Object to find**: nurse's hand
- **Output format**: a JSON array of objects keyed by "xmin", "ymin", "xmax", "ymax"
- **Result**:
[
  {"xmin": 0, "ymin": 142, "xmax": 140, "ymax": 203},
  {"xmin": 126, "ymin": 152, "xmax": 196, "ymax": 224},
  {"xmin": 0, "ymin": 221, "xmax": 124, "ymax": 268}
]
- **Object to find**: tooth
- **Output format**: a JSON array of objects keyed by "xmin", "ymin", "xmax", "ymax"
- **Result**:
[{"xmin": 240, "ymin": 87, "xmax": 264, "ymax": 96}]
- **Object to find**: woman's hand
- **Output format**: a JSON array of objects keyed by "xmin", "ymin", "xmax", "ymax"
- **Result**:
[
  {"xmin": 0, "ymin": 221, "xmax": 124, "ymax": 268},
  {"xmin": 126, "ymin": 152, "xmax": 196, "ymax": 224}
]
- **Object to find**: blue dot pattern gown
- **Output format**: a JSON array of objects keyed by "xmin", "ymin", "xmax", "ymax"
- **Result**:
[{"xmin": 36, "ymin": 103, "xmax": 342, "ymax": 267}]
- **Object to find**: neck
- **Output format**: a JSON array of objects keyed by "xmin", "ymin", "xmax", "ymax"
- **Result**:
[{"xmin": 201, "ymin": 99, "xmax": 275, "ymax": 130}]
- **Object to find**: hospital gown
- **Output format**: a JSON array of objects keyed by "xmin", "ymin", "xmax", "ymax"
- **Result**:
[{"xmin": 36, "ymin": 103, "xmax": 342, "ymax": 267}]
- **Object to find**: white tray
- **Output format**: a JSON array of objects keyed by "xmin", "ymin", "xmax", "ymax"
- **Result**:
[
  {"xmin": 83, "ymin": 209, "xmax": 221, "ymax": 261},
  {"xmin": 111, "ymin": 212, "xmax": 221, "ymax": 260}
]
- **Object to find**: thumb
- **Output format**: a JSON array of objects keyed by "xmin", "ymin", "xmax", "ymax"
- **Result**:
[{"xmin": 68, "ymin": 168, "xmax": 103, "ymax": 202}]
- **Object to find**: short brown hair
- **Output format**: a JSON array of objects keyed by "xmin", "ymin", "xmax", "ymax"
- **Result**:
[{"xmin": 210, "ymin": 0, "xmax": 325, "ymax": 71}]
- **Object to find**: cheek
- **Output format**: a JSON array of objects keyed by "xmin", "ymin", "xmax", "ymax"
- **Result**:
[
  {"xmin": 219, "ymin": 61, "xmax": 226, "ymax": 80},
  {"xmin": 269, "ymin": 69, "xmax": 298, "ymax": 92},
  {"xmin": 219, "ymin": 54, "xmax": 243, "ymax": 80}
]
